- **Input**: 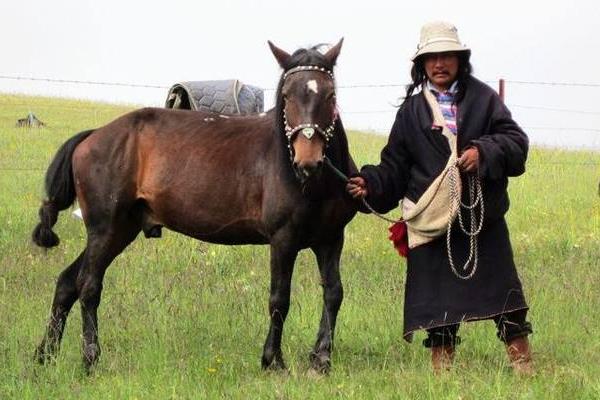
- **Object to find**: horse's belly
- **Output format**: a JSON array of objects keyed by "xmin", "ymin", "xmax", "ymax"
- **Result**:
[
  {"xmin": 146, "ymin": 201, "xmax": 269, "ymax": 245},
  {"xmin": 138, "ymin": 164, "xmax": 268, "ymax": 245},
  {"xmin": 168, "ymin": 219, "xmax": 270, "ymax": 245}
]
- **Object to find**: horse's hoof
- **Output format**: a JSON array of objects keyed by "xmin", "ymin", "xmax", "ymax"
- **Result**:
[
  {"xmin": 34, "ymin": 348, "xmax": 48, "ymax": 365},
  {"xmin": 309, "ymin": 352, "xmax": 331, "ymax": 374},
  {"xmin": 261, "ymin": 354, "xmax": 287, "ymax": 372},
  {"xmin": 143, "ymin": 225, "xmax": 162, "ymax": 238},
  {"xmin": 34, "ymin": 346, "xmax": 46, "ymax": 364},
  {"xmin": 34, "ymin": 343, "xmax": 56, "ymax": 365},
  {"xmin": 82, "ymin": 343, "xmax": 101, "ymax": 372}
]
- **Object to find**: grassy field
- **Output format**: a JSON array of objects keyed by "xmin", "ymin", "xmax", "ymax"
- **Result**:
[{"xmin": 1, "ymin": 93, "xmax": 599, "ymax": 399}]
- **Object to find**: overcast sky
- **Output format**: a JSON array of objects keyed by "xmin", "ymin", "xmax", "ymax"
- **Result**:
[{"xmin": 2, "ymin": 0, "xmax": 600, "ymax": 149}]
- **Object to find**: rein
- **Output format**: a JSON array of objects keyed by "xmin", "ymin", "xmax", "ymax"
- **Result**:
[{"xmin": 323, "ymin": 157, "xmax": 399, "ymax": 223}]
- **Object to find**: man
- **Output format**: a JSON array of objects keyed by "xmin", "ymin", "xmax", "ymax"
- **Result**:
[{"xmin": 347, "ymin": 21, "xmax": 533, "ymax": 374}]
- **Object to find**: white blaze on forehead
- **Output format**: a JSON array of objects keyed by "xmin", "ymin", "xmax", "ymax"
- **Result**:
[{"xmin": 306, "ymin": 79, "xmax": 319, "ymax": 94}]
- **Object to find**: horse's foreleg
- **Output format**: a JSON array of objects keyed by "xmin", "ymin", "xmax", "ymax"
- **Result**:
[
  {"xmin": 310, "ymin": 235, "xmax": 344, "ymax": 373},
  {"xmin": 36, "ymin": 251, "xmax": 85, "ymax": 364},
  {"xmin": 261, "ymin": 241, "xmax": 297, "ymax": 371}
]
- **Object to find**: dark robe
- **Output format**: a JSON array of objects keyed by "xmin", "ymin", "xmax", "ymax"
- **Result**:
[{"xmin": 359, "ymin": 76, "xmax": 529, "ymax": 341}]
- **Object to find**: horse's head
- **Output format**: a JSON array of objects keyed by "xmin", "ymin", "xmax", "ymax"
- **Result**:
[{"xmin": 269, "ymin": 39, "xmax": 343, "ymax": 183}]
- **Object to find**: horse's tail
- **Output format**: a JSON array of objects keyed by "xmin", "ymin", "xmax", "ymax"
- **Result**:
[{"xmin": 32, "ymin": 129, "xmax": 95, "ymax": 248}]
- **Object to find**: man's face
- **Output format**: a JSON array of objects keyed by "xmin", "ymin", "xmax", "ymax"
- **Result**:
[{"xmin": 423, "ymin": 51, "xmax": 459, "ymax": 91}]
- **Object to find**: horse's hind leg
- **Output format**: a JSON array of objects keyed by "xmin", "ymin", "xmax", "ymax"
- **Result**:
[
  {"xmin": 309, "ymin": 235, "xmax": 344, "ymax": 373},
  {"xmin": 36, "ymin": 251, "xmax": 86, "ymax": 363},
  {"xmin": 77, "ymin": 220, "xmax": 140, "ymax": 371},
  {"xmin": 261, "ymin": 239, "xmax": 298, "ymax": 370}
]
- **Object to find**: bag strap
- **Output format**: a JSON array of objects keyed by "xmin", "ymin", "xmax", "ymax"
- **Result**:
[
  {"xmin": 401, "ymin": 90, "xmax": 459, "ymax": 222},
  {"xmin": 422, "ymin": 88, "xmax": 457, "ymax": 156}
]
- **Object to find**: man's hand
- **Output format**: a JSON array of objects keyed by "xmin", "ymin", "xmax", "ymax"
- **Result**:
[
  {"xmin": 457, "ymin": 146, "xmax": 479, "ymax": 173},
  {"xmin": 346, "ymin": 176, "xmax": 368, "ymax": 199}
]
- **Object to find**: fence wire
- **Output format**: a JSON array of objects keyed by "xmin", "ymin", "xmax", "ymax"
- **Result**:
[{"xmin": 2, "ymin": 74, "xmax": 600, "ymax": 156}]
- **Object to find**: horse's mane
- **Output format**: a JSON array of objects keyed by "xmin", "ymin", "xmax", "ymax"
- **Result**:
[{"xmin": 273, "ymin": 46, "xmax": 352, "ymax": 177}]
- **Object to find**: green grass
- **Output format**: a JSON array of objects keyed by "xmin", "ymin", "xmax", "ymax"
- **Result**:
[{"xmin": 1, "ymin": 94, "xmax": 599, "ymax": 399}]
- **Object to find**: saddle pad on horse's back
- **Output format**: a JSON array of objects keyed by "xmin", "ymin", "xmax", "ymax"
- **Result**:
[{"xmin": 165, "ymin": 80, "xmax": 264, "ymax": 115}]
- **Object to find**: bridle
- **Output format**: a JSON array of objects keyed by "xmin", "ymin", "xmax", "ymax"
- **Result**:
[{"xmin": 281, "ymin": 65, "xmax": 338, "ymax": 156}]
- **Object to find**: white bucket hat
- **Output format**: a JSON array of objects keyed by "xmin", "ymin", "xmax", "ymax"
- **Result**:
[{"xmin": 412, "ymin": 21, "xmax": 470, "ymax": 61}]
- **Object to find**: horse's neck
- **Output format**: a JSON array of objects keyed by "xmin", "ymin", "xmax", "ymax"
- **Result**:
[{"xmin": 326, "ymin": 124, "xmax": 353, "ymax": 176}]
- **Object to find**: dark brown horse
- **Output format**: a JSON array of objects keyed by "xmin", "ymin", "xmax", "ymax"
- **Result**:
[{"xmin": 32, "ymin": 39, "xmax": 358, "ymax": 373}]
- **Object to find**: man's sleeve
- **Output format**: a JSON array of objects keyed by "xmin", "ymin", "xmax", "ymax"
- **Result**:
[
  {"xmin": 470, "ymin": 97, "xmax": 529, "ymax": 180},
  {"xmin": 359, "ymin": 110, "xmax": 411, "ymax": 213}
]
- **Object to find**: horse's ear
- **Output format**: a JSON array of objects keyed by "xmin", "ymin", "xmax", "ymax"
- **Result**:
[
  {"xmin": 268, "ymin": 41, "xmax": 291, "ymax": 68},
  {"xmin": 323, "ymin": 38, "xmax": 344, "ymax": 66}
]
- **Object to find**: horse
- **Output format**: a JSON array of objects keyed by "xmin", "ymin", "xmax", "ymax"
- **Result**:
[{"xmin": 32, "ymin": 39, "xmax": 359, "ymax": 373}]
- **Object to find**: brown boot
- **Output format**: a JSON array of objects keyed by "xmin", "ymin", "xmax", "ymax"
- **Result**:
[
  {"xmin": 431, "ymin": 345, "xmax": 455, "ymax": 373},
  {"xmin": 505, "ymin": 336, "xmax": 533, "ymax": 375}
]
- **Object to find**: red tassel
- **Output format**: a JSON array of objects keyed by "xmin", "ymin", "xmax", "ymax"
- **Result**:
[{"xmin": 388, "ymin": 220, "xmax": 409, "ymax": 257}]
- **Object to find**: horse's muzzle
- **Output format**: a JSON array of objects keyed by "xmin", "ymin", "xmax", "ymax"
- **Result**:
[{"xmin": 293, "ymin": 159, "xmax": 324, "ymax": 182}]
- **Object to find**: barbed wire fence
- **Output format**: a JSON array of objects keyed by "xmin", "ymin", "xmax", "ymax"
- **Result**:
[{"xmin": 1, "ymin": 74, "xmax": 599, "ymax": 171}]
